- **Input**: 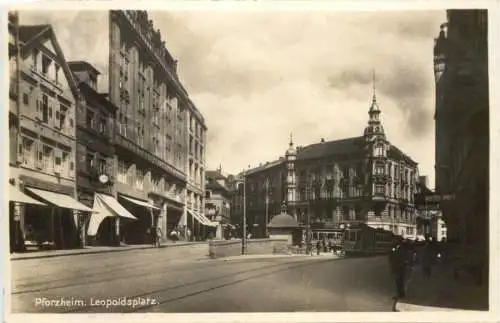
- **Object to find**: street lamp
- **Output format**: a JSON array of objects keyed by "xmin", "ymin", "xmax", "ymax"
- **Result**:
[{"xmin": 265, "ymin": 177, "xmax": 270, "ymax": 238}]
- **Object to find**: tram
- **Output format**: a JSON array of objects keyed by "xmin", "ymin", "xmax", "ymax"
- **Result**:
[{"xmin": 343, "ymin": 224, "xmax": 397, "ymax": 256}]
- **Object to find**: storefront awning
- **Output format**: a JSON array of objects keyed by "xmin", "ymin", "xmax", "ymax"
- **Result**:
[
  {"xmin": 188, "ymin": 210, "xmax": 217, "ymax": 227},
  {"xmin": 26, "ymin": 188, "xmax": 94, "ymax": 212},
  {"xmin": 97, "ymin": 194, "xmax": 137, "ymax": 220},
  {"xmin": 88, "ymin": 194, "xmax": 137, "ymax": 236},
  {"xmin": 9, "ymin": 185, "xmax": 47, "ymax": 206},
  {"xmin": 119, "ymin": 195, "xmax": 161, "ymax": 210}
]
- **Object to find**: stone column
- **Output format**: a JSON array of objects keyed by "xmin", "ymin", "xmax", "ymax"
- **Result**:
[
  {"xmin": 162, "ymin": 202, "xmax": 168, "ymax": 240},
  {"xmin": 115, "ymin": 216, "xmax": 120, "ymax": 246}
]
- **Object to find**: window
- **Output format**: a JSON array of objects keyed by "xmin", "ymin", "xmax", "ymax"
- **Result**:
[
  {"xmin": 62, "ymin": 151, "xmax": 69, "ymax": 175},
  {"xmin": 42, "ymin": 94, "xmax": 49, "ymax": 123},
  {"xmin": 23, "ymin": 93, "xmax": 29, "ymax": 105},
  {"xmin": 151, "ymin": 177, "xmax": 160, "ymax": 192},
  {"xmin": 375, "ymin": 164, "xmax": 385, "ymax": 175},
  {"xmin": 136, "ymin": 168, "xmax": 144, "ymax": 190},
  {"xmin": 55, "ymin": 65, "xmax": 60, "ymax": 84},
  {"xmin": 117, "ymin": 159, "xmax": 128, "ymax": 184},
  {"xmin": 21, "ymin": 137, "xmax": 34, "ymax": 167},
  {"xmin": 58, "ymin": 104, "xmax": 68, "ymax": 130},
  {"xmin": 43, "ymin": 145, "xmax": 54, "ymax": 172},
  {"xmin": 375, "ymin": 145, "xmax": 384, "ymax": 157},
  {"xmin": 375, "ymin": 184, "xmax": 385, "ymax": 195},
  {"xmin": 205, "ymin": 190, "xmax": 211, "ymax": 199},
  {"xmin": 54, "ymin": 150, "xmax": 62, "ymax": 167},
  {"xmin": 86, "ymin": 110, "xmax": 95, "ymax": 129},
  {"xmin": 41, "ymin": 55, "xmax": 51, "ymax": 75},
  {"xmin": 32, "ymin": 49, "xmax": 39, "ymax": 69},
  {"xmin": 98, "ymin": 117, "xmax": 107, "ymax": 135},
  {"xmin": 98, "ymin": 158, "xmax": 107, "ymax": 174},
  {"xmin": 86, "ymin": 151, "xmax": 95, "ymax": 172}
]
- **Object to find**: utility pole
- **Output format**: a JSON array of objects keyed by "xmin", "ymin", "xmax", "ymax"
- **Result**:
[
  {"xmin": 265, "ymin": 177, "xmax": 269, "ymax": 238},
  {"xmin": 242, "ymin": 169, "xmax": 247, "ymax": 255}
]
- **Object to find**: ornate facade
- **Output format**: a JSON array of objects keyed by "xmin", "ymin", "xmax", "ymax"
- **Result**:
[{"xmin": 239, "ymin": 84, "xmax": 419, "ymax": 239}]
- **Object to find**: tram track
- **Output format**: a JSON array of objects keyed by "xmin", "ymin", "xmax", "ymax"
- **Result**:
[{"xmin": 60, "ymin": 257, "xmax": 335, "ymax": 313}]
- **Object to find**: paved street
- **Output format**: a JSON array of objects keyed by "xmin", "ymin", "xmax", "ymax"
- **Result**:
[{"xmin": 11, "ymin": 247, "xmax": 396, "ymax": 313}]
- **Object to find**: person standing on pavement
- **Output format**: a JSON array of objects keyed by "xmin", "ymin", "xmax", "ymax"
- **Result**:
[
  {"xmin": 316, "ymin": 240, "xmax": 321, "ymax": 256},
  {"xmin": 421, "ymin": 237, "xmax": 433, "ymax": 279},
  {"xmin": 389, "ymin": 239, "xmax": 416, "ymax": 299},
  {"xmin": 155, "ymin": 226, "xmax": 162, "ymax": 248}
]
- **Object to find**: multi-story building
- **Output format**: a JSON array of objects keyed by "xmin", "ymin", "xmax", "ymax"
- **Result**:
[
  {"xmin": 8, "ymin": 16, "xmax": 94, "ymax": 252},
  {"xmin": 227, "ymin": 173, "xmax": 244, "ymax": 237},
  {"xmin": 205, "ymin": 167, "xmax": 231, "ymax": 239},
  {"xmin": 237, "ymin": 85, "xmax": 419, "ymax": 239},
  {"xmin": 414, "ymin": 175, "xmax": 446, "ymax": 240},
  {"xmin": 108, "ymin": 10, "xmax": 209, "ymax": 243},
  {"xmin": 69, "ymin": 61, "xmax": 119, "ymax": 246},
  {"xmin": 433, "ymin": 10, "xmax": 488, "ymax": 253}
]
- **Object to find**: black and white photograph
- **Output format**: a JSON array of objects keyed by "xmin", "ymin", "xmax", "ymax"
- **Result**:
[{"xmin": 3, "ymin": 1, "xmax": 495, "ymax": 321}]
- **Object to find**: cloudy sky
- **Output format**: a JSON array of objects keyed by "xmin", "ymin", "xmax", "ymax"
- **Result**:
[{"xmin": 20, "ymin": 8, "xmax": 445, "ymax": 188}]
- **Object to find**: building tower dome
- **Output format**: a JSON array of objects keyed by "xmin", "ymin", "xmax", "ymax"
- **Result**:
[
  {"xmin": 286, "ymin": 132, "xmax": 297, "ymax": 157},
  {"xmin": 364, "ymin": 71, "xmax": 386, "ymax": 142}
]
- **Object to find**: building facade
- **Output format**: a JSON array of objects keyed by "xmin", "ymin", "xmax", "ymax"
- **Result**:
[
  {"xmin": 205, "ymin": 167, "xmax": 231, "ymax": 239},
  {"xmin": 69, "ymin": 61, "xmax": 119, "ymax": 246},
  {"xmin": 238, "ymin": 87, "xmax": 419, "ymax": 239},
  {"xmin": 414, "ymin": 175, "xmax": 447, "ymax": 241},
  {"xmin": 8, "ymin": 16, "xmax": 94, "ymax": 251},
  {"xmin": 108, "ymin": 10, "xmax": 208, "ymax": 243},
  {"xmin": 433, "ymin": 10, "xmax": 488, "ymax": 253}
]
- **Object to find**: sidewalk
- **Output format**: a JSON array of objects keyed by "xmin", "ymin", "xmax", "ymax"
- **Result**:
[
  {"xmin": 10, "ymin": 240, "xmax": 207, "ymax": 261},
  {"xmin": 395, "ymin": 260, "xmax": 488, "ymax": 312}
]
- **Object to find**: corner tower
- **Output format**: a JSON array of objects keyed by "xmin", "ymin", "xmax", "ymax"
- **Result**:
[{"xmin": 364, "ymin": 72, "xmax": 389, "ymax": 205}]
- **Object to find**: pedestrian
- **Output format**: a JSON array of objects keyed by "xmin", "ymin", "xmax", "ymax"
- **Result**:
[
  {"xmin": 316, "ymin": 240, "xmax": 321, "ymax": 256},
  {"xmin": 389, "ymin": 238, "xmax": 415, "ymax": 299},
  {"xmin": 155, "ymin": 226, "xmax": 162, "ymax": 248}
]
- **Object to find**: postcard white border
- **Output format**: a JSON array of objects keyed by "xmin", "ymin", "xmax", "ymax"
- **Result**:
[{"xmin": 1, "ymin": 1, "xmax": 499, "ymax": 322}]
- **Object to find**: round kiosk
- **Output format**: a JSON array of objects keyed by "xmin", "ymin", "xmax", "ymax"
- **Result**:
[{"xmin": 267, "ymin": 205, "xmax": 302, "ymax": 246}]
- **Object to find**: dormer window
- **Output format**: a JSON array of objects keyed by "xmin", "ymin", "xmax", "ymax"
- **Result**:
[{"xmin": 42, "ymin": 55, "xmax": 51, "ymax": 75}]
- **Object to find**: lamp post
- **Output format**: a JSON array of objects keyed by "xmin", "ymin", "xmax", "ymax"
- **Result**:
[{"xmin": 265, "ymin": 177, "xmax": 270, "ymax": 238}]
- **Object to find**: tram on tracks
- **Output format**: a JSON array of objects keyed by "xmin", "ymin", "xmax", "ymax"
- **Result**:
[{"xmin": 342, "ymin": 224, "xmax": 398, "ymax": 256}]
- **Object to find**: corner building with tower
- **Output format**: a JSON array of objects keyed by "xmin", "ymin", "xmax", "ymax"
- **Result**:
[{"xmin": 240, "ymin": 85, "xmax": 419, "ymax": 239}]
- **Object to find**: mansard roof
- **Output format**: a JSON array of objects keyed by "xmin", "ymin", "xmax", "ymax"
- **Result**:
[{"xmin": 296, "ymin": 136, "xmax": 365, "ymax": 160}]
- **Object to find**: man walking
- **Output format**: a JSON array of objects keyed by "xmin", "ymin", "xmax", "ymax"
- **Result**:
[{"xmin": 389, "ymin": 239, "xmax": 416, "ymax": 299}]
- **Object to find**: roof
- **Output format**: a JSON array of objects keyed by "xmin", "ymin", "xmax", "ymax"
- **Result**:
[
  {"xmin": 18, "ymin": 24, "xmax": 80, "ymax": 101},
  {"xmin": 19, "ymin": 24, "xmax": 50, "ymax": 43},
  {"xmin": 205, "ymin": 170, "xmax": 226, "ymax": 181},
  {"xmin": 387, "ymin": 145, "xmax": 417, "ymax": 165},
  {"xmin": 245, "ymin": 159, "xmax": 285, "ymax": 176},
  {"xmin": 206, "ymin": 178, "xmax": 228, "ymax": 192},
  {"xmin": 267, "ymin": 213, "xmax": 300, "ymax": 228},
  {"xmin": 68, "ymin": 61, "xmax": 102, "ymax": 76},
  {"xmin": 296, "ymin": 136, "xmax": 365, "ymax": 160}
]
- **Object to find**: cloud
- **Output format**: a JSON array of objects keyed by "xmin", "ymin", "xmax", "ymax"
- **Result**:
[{"xmin": 18, "ymin": 9, "xmax": 446, "ymax": 187}]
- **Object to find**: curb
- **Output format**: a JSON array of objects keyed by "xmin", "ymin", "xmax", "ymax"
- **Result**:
[
  {"xmin": 394, "ymin": 301, "xmax": 474, "ymax": 312},
  {"xmin": 10, "ymin": 242, "xmax": 208, "ymax": 261},
  {"xmin": 219, "ymin": 254, "xmax": 342, "ymax": 261}
]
